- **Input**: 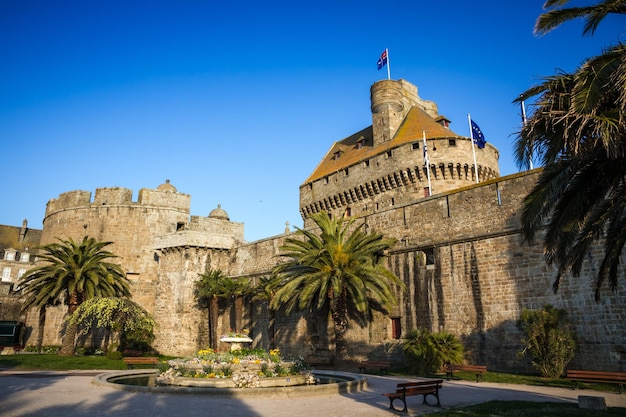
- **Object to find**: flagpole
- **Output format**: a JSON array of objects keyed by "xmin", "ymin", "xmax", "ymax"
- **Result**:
[
  {"xmin": 467, "ymin": 114, "xmax": 479, "ymax": 184},
  {"xmin": 423, "ymin": 130, "xmax": 432, "ymax": 195},
  {"xmin": 520, "ymin": 100, "xmax": 533, "ymax": 169},
  {"xmin": 386, "ymin": 48, "xmax": 391, "ymax": 80}
]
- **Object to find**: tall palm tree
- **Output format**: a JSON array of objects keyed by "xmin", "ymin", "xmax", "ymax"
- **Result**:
[
  {"xmin": 270, "ymin": 211, "xmax": 405, "ymax": 358},
  {"xmin": 514, "ymin": 0, "xmax": 626, "ymax": 299},
  {"xmin": 195, "ymin": 269, "xmax": 227, "ymax": 350},
  {"xmin": 19, "ymin": 237, "xmax": 131, "ymax": 355}
]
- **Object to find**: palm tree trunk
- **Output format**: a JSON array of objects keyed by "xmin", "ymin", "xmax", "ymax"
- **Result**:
[
  {"xmin": 331, "ymin": 294, "xmax": 349, "ymax": 358},
  {"xmin": 234, "ymin": 295, "xmax": 243, "ymax": 332},
  {"xmin": 37, "ymin": 307, "xmax": 46, "ymax": 351},
  {"xmin": 59, "ymin": 320, "xmax": 79, "ymax": 356},
  {"xmin": 59, "ymin": 292, "xmax": 82, "ymax": 356},
  {"xmin": 269, "ymin": 308, "xmax": 276, "ymax": 350},
  {"xmin": 209, "ymin": 296, "xmax": 219, "ymax": 350}
]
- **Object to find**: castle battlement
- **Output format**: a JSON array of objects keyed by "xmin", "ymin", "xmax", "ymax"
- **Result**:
[
  {"xmin": 44, "ymin": 182, "xmax": 191, "ymax": 218},
  {"xmin": 45, "ymin": 190, "xmax": 92, "ymax": 215},
  {"xmin": 137, "ymin": 187, "xmax": 190, "ymax": 211},
  {"xmin": 93, "ymin": 187, "xmax": 133, "ymax": 205}
]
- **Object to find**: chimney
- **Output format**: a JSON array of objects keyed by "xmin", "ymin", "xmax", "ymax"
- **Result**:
[{"xmin": 19, "ymin": 219, "xmax": 27, "ymax": 242}]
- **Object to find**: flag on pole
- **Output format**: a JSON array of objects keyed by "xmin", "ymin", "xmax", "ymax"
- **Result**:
[
  {"xmin": 422, "ymin": 130, "xmax": 432, "ymax": 195},
  {"xmin": 377, "ymin": 49, "xmax": 388, "ymax": 70},
  {"xmin": 470, "ymin": 120, "xmax": 486, "ymax": 149}
]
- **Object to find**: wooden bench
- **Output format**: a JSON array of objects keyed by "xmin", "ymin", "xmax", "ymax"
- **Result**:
[
  {"xmin": 123, "ymin": 357, "xmax": 159, "ymax": 369},
  {"xmin": 445, "ymin": 363, "xmax": 487, "ymax": 382},
  {"xmin": 383, "ymin": 379, "xmax": 443, "ymax": 412},
  {"xmin": 566, "ymin": 369, "xmax": 626, "ymax": 393},
  {"xmin": 305, "ymin": 356, "xmax": 335, "ymax": 369},
  {"xmin": 358, "ymin": 360, "xmax": 391, "ymax": 374}
]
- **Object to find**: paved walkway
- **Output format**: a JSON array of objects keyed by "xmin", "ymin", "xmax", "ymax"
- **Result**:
[{"xmin": 1, "ymin": 370, "xmax": 625, "ymax": 416}]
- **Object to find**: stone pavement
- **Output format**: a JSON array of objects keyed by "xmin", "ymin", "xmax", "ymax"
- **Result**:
[{"xmin": 1, "ymin": 370, "xmax": 625, "ymax": 416}]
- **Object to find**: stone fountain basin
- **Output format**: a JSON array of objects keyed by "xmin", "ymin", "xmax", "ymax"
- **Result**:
[{"xmin": 94, "ymin": 369, "xmax": 367, "ymax": 398}]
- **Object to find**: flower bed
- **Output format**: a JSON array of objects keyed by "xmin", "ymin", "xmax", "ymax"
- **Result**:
[{"xmin": 156, "ymin": 348, "xmax": 312, "ymax": 388}]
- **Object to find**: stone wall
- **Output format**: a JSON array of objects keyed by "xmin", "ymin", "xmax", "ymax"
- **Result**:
[
  {"xmin": 225, "ymin": 169, "xmax": 626, "ymax": 372},
  {"xmin": 17, "ymin": 171, "xmax": 626, "ymax": 373}
]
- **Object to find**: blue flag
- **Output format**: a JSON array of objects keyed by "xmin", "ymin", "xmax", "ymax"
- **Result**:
[
  {"xmin": 377, "ymin": 50, "xmax": 388, "ymax": 70},
  {"xmin": 470, "ymin": 120, "xmax": 486, "ymax": 149}
]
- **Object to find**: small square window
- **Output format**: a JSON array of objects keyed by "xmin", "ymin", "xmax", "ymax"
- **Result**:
[
  {"xmin": 20, "ymin": 253, "xmax": 30, "ymax": 262},
  {"xmin": 5, "ymin": 252, "xmax": 15, "ymax": 261},
  {"xmin": 448, "ymin": 139, "xmax": 456, "ymax": 146},
  {"xmin": 412, "ymin": 143, "xmax": 420, "ymax": 150},
  {"xmin": 364, "ymin": 160, "xmax": 370, "ymax": 168}
]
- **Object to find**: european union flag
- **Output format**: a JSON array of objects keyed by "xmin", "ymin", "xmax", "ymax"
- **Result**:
[
  {"xmin": 377, "ymin": 50, "xmax": 388, "ymax": 70},
  {"xmin": 471, "ymin": 120, "xmax": 486, "ymax": 149}
]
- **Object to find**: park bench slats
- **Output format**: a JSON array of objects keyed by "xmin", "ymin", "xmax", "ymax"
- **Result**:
[
  {"xmin": 358, "ymin": 360, "xmax": 391, "ymax": 374},
  {"xmin": 383, "ymin": 379, "xmax": 443, "ymax": 412},
  {"xmin": 444, "ymin": 364, "xmax": 487, "ymax": 382},
  {"xmin": 123, "ymin": 357, "xmax": 159, "ymax": 369},
  {"xmin": 566, "ymin": 369, "xmax": 626, "ymax": 393}
]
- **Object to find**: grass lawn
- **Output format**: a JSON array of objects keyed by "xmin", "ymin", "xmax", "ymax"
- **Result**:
[
  {"xmin": 0, "ymin": 353, "xmax": 147, "ymax": 370},
  {"xmin": 435, "ymin": 401, "xmax": 626, "ymax": 416}
]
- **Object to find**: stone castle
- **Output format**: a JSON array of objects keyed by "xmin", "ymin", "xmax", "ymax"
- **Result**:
[{"xmin": 1, "ymin": 79, "xmax": 624, "ymax": 372}]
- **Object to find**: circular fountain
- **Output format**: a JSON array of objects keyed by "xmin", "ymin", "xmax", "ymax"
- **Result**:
[
  {"xmin": 93, "ymin": 348, "xmax": 366, "ymax": 397},
  {"xmin": 94, "ymin": 369, "xmax": 366, "ymax": 398}
]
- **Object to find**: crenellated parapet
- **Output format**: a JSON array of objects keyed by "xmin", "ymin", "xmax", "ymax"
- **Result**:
[
  {"xmin": 138, "ymin": 187, "xmax": 190, "ymax": 211},
  {"xmin": 45, "ymin": 183, "xmax": 191, "ymax": 220},
  {"xmin": 45, "ymin": 190, "xmax": 92, "ymax": 216}
]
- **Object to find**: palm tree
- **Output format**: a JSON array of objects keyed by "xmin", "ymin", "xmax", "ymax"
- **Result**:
[
  {"xmin": 270, "ymin": 211, "xmax": 405, "ymax": 358},
  {"xmin": 195, "ymin": 269, "xmax": 227, "ymax": 350},
  {"xmin": 514, "ymin": 1, "xmax": 626, "ymax": 299},
  {"xmin": 19, "ymin": 237, "xmax": 131, "ymax": 355},
  {"xmin": 534, "ymin": 0, "xmax": 626, "ymax": 37}
]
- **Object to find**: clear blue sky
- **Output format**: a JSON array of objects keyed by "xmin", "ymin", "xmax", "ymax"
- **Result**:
[{"xmin": 1, "ymin": 1, "xmax": 622, "ymax": 241}]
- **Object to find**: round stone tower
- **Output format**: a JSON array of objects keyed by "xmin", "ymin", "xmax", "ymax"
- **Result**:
[
  {"xmin": 300, "ymin": 79, "xmax": 500, "ymax": 228},
  {"xmin": 39, "ymin": 180, "xmax": 191, "ymax": 316}
]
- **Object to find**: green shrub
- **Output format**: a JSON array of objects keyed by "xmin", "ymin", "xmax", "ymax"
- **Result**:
[
  {"xmin": 402, "ymin": 329, "xmax": 464, "ymax": 375},
  {"xmin": 24, "ymin": 345, "xmax": 60, "ymax": 354},
  {"xmin": 517, "ymin": 305, "xmax": 575, "ymax": 378},
  {"xmin": 106, "ymin": 343, "xmax": 122, "ymax": 360}
]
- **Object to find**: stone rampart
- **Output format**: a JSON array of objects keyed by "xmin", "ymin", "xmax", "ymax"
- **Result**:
[
  {"xmin": 19, "ymin": 173, "xmax": 626, "ymax": 372},
  {"xmin": 232, "ymin": 169, "xmax": 626, "ymax": 371}
]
